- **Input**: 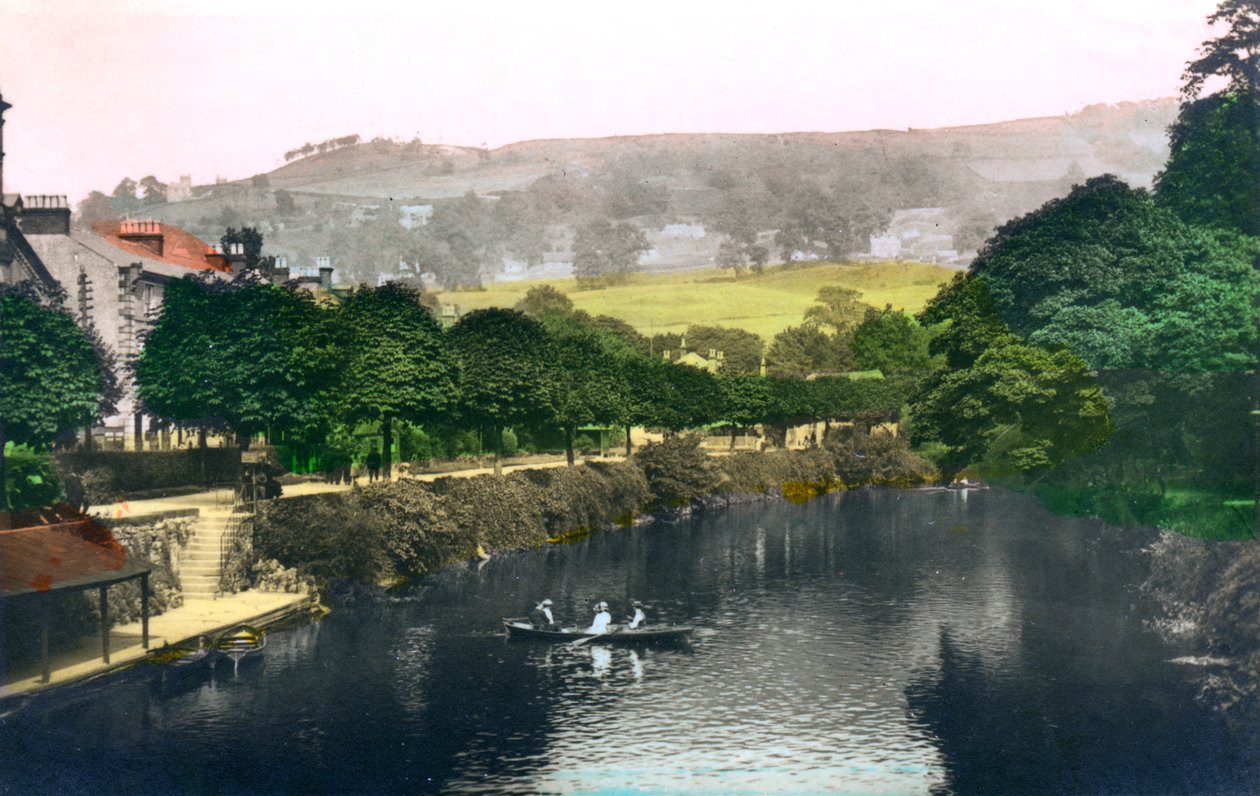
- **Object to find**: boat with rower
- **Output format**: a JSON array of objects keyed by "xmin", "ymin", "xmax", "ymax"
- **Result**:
[{"xmin": 502, "ymin": 617, "xmax": 693, "ymax": 644}]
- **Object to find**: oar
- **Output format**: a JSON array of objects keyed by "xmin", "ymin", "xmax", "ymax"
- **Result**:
[{"xmin": 572, "ymin": 626, "xmax": 621, "ymax": 647}]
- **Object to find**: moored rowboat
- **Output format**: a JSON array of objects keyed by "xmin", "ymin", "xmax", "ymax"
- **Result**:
[
  {"xmin": 214, "ymin": 624, "xmax": 266, "ymax": 672},
  {"xmin": 502, "ymin": 618, "xmax": 693, "ymax": 644}
]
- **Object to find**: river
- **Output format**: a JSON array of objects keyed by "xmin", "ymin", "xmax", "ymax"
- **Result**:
[{"xmin": 0, "ymin": 489, "xmax": 1253, "ymax": 794}]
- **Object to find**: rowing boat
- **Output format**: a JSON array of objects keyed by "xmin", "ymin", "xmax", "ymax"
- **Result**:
[
  {"xmin": 214, "ymin": 624, "xmax": 267, "ymax": 673},
  {"xmin": 502, "ymin": 618, "xmax": 693, "ymax": 644}
]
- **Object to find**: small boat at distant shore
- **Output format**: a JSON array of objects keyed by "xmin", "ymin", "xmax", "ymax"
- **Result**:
[
  {"xmin": 214, "ymin": 625, "xmax": 267, "ymax": 672},
  {"xmin": 502, "ymin": 618, "xmax": 693, "ymax": 645},
  {"xmin": 149, "ymin": 635, "xmax": 214, "ymax": 669}
]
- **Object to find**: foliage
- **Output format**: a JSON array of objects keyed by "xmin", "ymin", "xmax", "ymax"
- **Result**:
[
  {"xmin": 1179, "ymin": 0, "xmax": 1260, "ymax": 101},
  {"xmin": 430, "ymin": 475, "xmax": 549, "ymax": 551},
  {"xmin": 136, "ymin": 275, "xmax": 337, "ymax": 444},
  {"xmin": 825, "ymin": 426, "xmax": 938, "ymax": 487},
  {"xmin": 851, "ymin": 307, "xmax": 939, "ymax": 374},
  {"xmin": 572, "ymin": 218, "xmax": 650, "ymax": 283},
  {"xmin": 448, "ymin": 309, "xmax": 556, "ymax": 449},
  {"xmin": 3, "ymin": 445, "xmax": 63, "ymax": 512},
  {"xmin": 354, "ymin": 480, "xmax": 465, "ymax": 580},
  {"xmin": 804, "ymin": 286, "xmax": 873, "ymax": 333},
  {"xmin": 336, "ymin": 283, "xmax": 456, "ymax": 474},
  {"xmin": 517, "ymin": 461, "xmax": 650, "ymax": 536},
  {"xmin": 221, "ymin": 226, "xmax": 265, "ymax": 270},
  {"xmin": 633, "ymin": 432, "xmax": 717, "ymax": 508},
  {"xmin": 676, "ymin": 325, "xmax": 765, "ymax": 375},
  {"xmin": 910, "ymin": 340, "xmax": 1112, "ymax": 478},
  {"xmin": 514, "ymin": 285, "xmax": 574, "ymax": 319},
  {"xmin": 1156, "ymin": 92, "xmax": 1260, "ymax": 236},
  {"xmin": 714, "ymin": 448, "xmax": 838, "ymax": 496},
  {"xmin": 766, "ymin": 324, "xmax": 854, "ymax": 377},
  {"xmin": 255, "ymin": 493, "xmax": 387, "ymax": 586}
]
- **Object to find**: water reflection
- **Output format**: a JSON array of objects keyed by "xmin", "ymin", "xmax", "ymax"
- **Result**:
[{"xmin": 0, "ymin": 490, "xmax": 1253, "ymax": 793}]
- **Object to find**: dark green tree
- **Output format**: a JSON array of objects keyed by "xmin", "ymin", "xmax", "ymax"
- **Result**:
[
  {"xmin": 717, "ymin": 374, "xmax": 776, "ymax": 450},
  {"xmin": 851, "ymin": 307, "xmax": 939, "ymax": 374},
  {"xmin": 679, "ymin": 325, "xmax": 765, "ymax": 375},
  {"xmin": 448, "ymin": 308, "xmax": 556, "ymax": 475},
  {"xmin": 337, "ymin": 283, "xmax": 457, "ymax": 479},
  {"xmin": 1, "ymin": 284, "xmax": 106, "ymax": 519},
  {"xmin": 221, "ymin": 226, "xmax": 265, "ymax": 270},
  {"xmin": 514, "ymin": 285, "xmax": 574, "ymax": 320},
  {"xmin": 540, "ymin": 315, "xmax": 622, "ymax": 465},
  {"xmin": 766, "ymin": 324, "xmax": 855, "ymax": 377}
]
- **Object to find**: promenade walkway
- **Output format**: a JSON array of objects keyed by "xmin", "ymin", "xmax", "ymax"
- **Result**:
[{"xmin": 3, "ymin": 454, "xmax": 602, "ymax": 697}]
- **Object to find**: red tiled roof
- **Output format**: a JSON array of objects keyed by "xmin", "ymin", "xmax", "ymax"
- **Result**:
[
  {"xmin": 0, "ymin": 505, "xmax": 127, "ymax": 595},
  {"xmin": 91, "ymin": 220, "xmax": 231, "ymax": 273}
]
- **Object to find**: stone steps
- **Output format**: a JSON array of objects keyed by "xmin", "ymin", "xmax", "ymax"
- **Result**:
[{"xmin": 177, "ymin": 510, "xmax": 251, "ymax": 599}]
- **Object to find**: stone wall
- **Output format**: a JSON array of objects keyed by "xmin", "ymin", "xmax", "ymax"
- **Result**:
[{"xmin": 105, "ymin": 513, "xmax": 195, "ymax": 624}]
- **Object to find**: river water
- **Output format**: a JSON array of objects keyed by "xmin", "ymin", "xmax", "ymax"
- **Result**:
[{"xmin": 0, "ymin": 489, "xmax": 1254, "ymax": 794}]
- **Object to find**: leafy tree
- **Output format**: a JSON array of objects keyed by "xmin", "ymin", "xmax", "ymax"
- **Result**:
[
  {"xmin": 221, "ymin": 226, "xmax": 265, "ymax": 270},
  {"xmin": 1, "ymin": 284, "xmax": 106, "ymax": 519},
  {"xmin": 920, "ymin": 274, "xmax": 1018, "ymax": 371},
  {"xmin": 448, "ymin": 309, "xmax": 556, "ymax": 474},
  {"xmin": 137, "ymin": 275, "xmax": 337, "ymax": 449},
  {"xmin": 336, "ymin": 284, "xmax": 457, "ymax": 479},
  {"xmin": 539, "ymin": 316, "xmax": 622, "ymax": 465},
  {"xmin": 851, "ymin": 307, "xmax": 939, "ymax": 374},
  {"xmin": 1158, "ymin": 0, "xmax": 1260, "ymax": 234},
  {"xmin": 766, "ymin": 324, "xmax": 854, "ymax": 377},
  {"xmin": 634, "ymin": 432, "xmax": 716, "ymax": 509},
  {"xmin": 716, "ymin": 237, "xmax": 748, "ymax": 272},
  {"xmin": 911, "ymin": 341, "xmax": 1113, "ymax": 480},
  {"xmin": 804, "ymin": 286, "xmax": 873, "ymax": 333},
  {"xmin": 718, "ymin": 374, "xmax": 776, "ymax": 450},
  {"xmin": 138, "ymin": 175, "xmax": 166, "ymax": 206},
  {"xmin": 76, "ymin": 191, "xmax": 120, "ymax": 226},
  {"xmin": 1156, "ymin": 92, "xmax": 1260, "ymax": 236},
  {"xmin": 514, "ymin": 285, "xmax": 574, "ymax": 320},
  {"xmin": 111, "ymin": 177, "xmax": 137, "ymax": 203},
  {"xmin": 572, "ymin": 311, "xmax": 651, "ymax": 354},
  {"xmin": 572, "ymin": 219, "xmax": 649, "ymax": 283}
]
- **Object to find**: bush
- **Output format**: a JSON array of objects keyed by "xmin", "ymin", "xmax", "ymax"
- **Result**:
[
  {"xmin": 55, "ymin": 449, "xmax": 240, "ymax": 493},
  {"xmin": 715, "ymin": 449, "xmax": 839, "ymax": 496},
  {"xmin": 826, "ymin": 426, "xmax": 938, "ymax": 487},
  {"xmin": 355, "ymin": 480, "xmax": 465, "ymax": 579},
  {"xmin": 255, "ymin": 493, "xmax": 386, "ymax": 586},
  {"xmin": 516, "ymin": 461, "xmax": 649, "ymax": 537},
  {"xmin": 431, "ymin": 475, "xmax": 549, "ymax": 551},
  {"xmin": 634, "ymin": 433, "xmax": 718, "ymax": 509},
  {"xmin": 4, "ymin": 445, "xmax": 62, "ymax": 511}
]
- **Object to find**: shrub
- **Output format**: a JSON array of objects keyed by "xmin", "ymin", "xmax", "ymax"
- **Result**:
[
  {"xmin": 433, "ymin": 474, "xmax": 549, "ymax": 551},
  {"xmin": 516, "ymin": 461, "xmax": 649, "ymax": 537},
  {"xmin": 715, "ymin": 449, "xmax": 838, "ymax": 496},
  {"xmin": 826, "ymin": 426, "xmax": 938, "ymax": 487},
  {"xmin": 634, "ymin": 433, "xmax": 718, "ymax": 509},
  {"xmin": 4, "ymin": 445, "xmax": 62, "ymax": 511},
  {"xmin": 355, "ymin": 480, "xmax": 465, "ymax": 579},
  {"xmin": 255, "ymin": 493, "xmax": 386, "ymax": 586}
]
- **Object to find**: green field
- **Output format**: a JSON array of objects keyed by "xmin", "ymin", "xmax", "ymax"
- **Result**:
[{"xmin": 438, "ymin": 261, "xmax": 957, "ymax": 340}]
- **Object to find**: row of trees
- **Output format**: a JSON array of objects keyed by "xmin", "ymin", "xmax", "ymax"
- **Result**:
[{"xmin": 132, "ymin": 279, "xmax": 922, "ymax": 479}]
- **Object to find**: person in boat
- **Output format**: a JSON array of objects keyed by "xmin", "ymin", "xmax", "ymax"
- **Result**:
[
  {"xmin": 626, "ymin": 600, "xmax": 646, "ymax": 629},
  {"xmin": 530, "ymin": 598, "xmax": 560, "ymax": 631},
  {"xmin": 587, "ymin": 601, "xmax": 612, "ymax": 634}
]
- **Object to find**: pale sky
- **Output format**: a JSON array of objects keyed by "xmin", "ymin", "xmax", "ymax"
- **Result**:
[{"xmin": 0, "ymin": 0, "xmax": 1219, "ymax": 203}]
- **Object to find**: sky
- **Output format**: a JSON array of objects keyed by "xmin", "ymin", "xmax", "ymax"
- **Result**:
[{"xmin": 0, "ymin": 0, "xmax": 1221, "ymax": 203}]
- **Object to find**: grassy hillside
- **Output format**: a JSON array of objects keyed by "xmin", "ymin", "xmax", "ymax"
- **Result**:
[{"xmin": 437, "ymin": 261, "xmax": 954, "ymax": 340}]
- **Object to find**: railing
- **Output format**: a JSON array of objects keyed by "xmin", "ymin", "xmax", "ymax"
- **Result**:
[{"xmin": 216, "ymin": 510, "xmax": 248, "ymax": 599}]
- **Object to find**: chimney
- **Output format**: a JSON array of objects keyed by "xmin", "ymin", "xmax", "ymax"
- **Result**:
[
  {"xmin": 118, "ymin": 219, "xmax": 165, "ymax": 256},
  {"xmin": 16, "ymin": 194, "xmax": 71, "ymax": 236},
  {"xmin": 224, "ymin": 242, "xmax": 247, "ymax": 274}
]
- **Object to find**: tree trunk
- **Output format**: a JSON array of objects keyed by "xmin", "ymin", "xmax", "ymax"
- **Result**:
[
  {"xmin": 730, "ymin": 424, "xmax": 738, "ymax": 453},
  {"xmin": 84, "ymin": 424, "xmax": 94, "ymax": 451},
  {"xmin": 493, "ymin": 425, "xmax": 503, "ymax": 476},
  {"xmin": 133, "ymin": 412, "xmax": 143, "ymax": 451},
  {"xmin": 198, "ymin": 427, "xmax": 207, "ymax": 449},
  {"xmin": 382, "ymin": 414, "xmax": 394, "ymax": 481},
  {"xmin": 565, "ymin": 425, "xmax": 576, "ymax": 467},
  {"xmin": 625, "ymin": 424, "xmax": 633, "ymax": 457}
]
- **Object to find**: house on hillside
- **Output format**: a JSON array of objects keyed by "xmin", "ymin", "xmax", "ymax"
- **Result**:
[{"xmin": 867, "ymin": 208, "xmax": 968, "ymax": 265}]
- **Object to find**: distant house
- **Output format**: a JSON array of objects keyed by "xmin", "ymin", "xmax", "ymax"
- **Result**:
[
  {"xmin": 660, "ymin": 223, "xmax": 706, "ymax": 238},
  {"xmin": 399, "ymin": 204, "xmax": 434, "ymax": 229},
  {"xmin": 868, "ymin": 208, "xmax": 967, "ymax": 265}
]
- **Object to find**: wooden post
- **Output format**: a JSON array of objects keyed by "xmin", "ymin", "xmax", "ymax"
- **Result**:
[
  {"xmin": 99, "ymin": 585, "xmax": 110, "ymax": 664},
  {"xmin": 141, "ymin": 572, "xmax": 150, "ymax": 649}
]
